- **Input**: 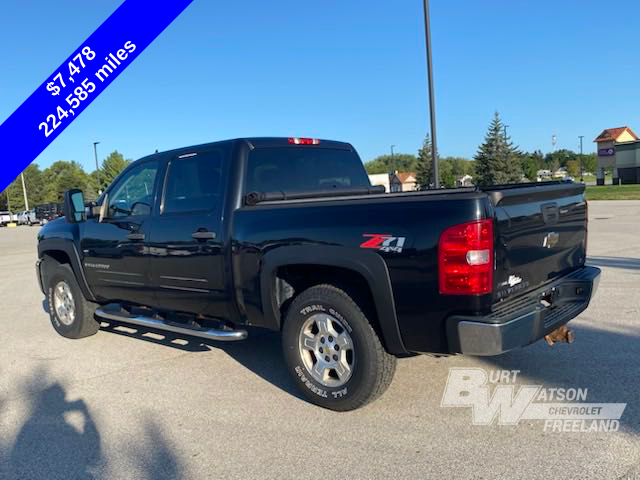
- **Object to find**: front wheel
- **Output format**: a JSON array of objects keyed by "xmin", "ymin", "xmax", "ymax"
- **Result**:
[
  {"xmin": 45, "ymin": 261, "xmax": 99, "ymax": 339},
  {"xmin": 282, "ymin": 284, "xmax": 396, "ymax": 411}
]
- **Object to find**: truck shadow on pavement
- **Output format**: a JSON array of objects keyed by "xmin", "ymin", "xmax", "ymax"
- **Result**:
[
  {"xmin": 42, "ymin": 299, "xmax": 301, "ymax": 400},
  {"xmin": 483, "ymin": 324, "xmax": 640, "ymax": 436},
  {"xmin": 98, "ymin": 321, "xmax": 304, "ymax": 401},
  {"xmin": 1, "ymin": 367, "xmax": 186, "ymax": 480}
]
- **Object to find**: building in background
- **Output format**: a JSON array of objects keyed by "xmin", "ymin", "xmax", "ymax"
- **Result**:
[
  {"xmin": 368, "ymin": 173, "xmax": 390, "ymax": 192},
  {"xmin": 390, "ymin": 172, "xmax": 417, "ymax": 192},
  {"xmin": 368, "ymin": 172, "xmax": 418, "ymax": 192},
  {"xmin": 456, "ymin": 174, "xmax": 474, "ymax": 187},
  {"xmin": 594, "ymin": 126, "xmax": 640, "ymax": 185}
]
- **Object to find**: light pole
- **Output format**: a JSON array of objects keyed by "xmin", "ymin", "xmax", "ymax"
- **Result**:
[
  {"xmin": 504, "ymin": 125, "xmax": 510, "ymax": 141},
  {"xmin": 423, "ymin": 0, "xmax": 439, "ymax": 188},
  {"xmin": 93, "ymin": 141, "xmax": 101, "ymax": 193},
  {"xmin": 20, "ymin": 172, "xmax": 29, "ymax": 211},
  {"xmin": 579, "ymin": 135, "xmax": 584, "ymax": 182},
  {"xmin": 390, "ymin": 145, "xmax": 396, "ymax": 162}
]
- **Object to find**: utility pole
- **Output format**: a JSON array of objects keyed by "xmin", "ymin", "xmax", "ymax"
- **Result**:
[
  {"xmin": 93, "ymin": 141, "xmax": 101, "ymax": 194},
  {"xmin": 579, "ymin": 135, "xmax": 584, "ymax": 182},
  {"xmin": 504, "ymin": 125, "xmax": 509, "ymax": 141},
  {"xmin": 423, "ymin": 0, "xmax": 439, "ymax": 188},
  {"xmin": 20, "ymin": 172, "xmax": 29, "ymax": 210}
]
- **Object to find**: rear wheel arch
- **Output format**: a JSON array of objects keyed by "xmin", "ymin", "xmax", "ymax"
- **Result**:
[{"xmin": 260, "ymin": 245, "xmax": 407, "ymax": 355}]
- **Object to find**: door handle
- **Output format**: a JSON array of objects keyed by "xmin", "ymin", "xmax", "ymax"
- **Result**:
[
  {"xmin": 127, "ymin": 233, "xmax": 145, "ymax": 241},
  {"xmin": 192, "ymin": 231, "xmax": 216, "ymax": 240}
]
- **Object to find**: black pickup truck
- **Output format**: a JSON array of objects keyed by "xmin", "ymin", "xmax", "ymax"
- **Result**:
[{"xmin": 36, "ymin": 137, "xmax": 600, "ymax": 411}]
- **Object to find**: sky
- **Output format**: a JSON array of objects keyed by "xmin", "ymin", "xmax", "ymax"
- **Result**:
[{"xmin": 1, "ymin": 0, "xmax": 639, "ymax": 173}]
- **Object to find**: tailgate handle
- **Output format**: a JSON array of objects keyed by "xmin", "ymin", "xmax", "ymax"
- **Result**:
[
  {"xmin": 541, "ymin": 203, "xmax": 559, "ymax": 225},
  {"xmin": 192, "ymin": 230, "xmax": 216, "ymax": 240}
]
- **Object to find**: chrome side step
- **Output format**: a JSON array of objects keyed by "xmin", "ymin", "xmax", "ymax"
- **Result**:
[{"xmin": 95, "ymin": 308, "xmax": 247, "ymax": 342}]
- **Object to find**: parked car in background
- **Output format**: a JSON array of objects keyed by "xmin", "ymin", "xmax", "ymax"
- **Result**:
[
  {"xmin": 35, "ymin": 203, "xmax": 63, "ymax": 224},
  {"xmin": 0, "ymin": 211, "xmax": 14, "ymax": 226},
  {"xmin": 17, "ymin": 209, "xmax": 39, "ymax": 226}
]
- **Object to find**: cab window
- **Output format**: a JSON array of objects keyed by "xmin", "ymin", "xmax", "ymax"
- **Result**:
[
  {"xmin": 162, "ymin": 152, "xmax": 222, "ymax": 214},
  {"xmin": 108, "ymin": 161, "xmax": 159, "ymax": 218}
]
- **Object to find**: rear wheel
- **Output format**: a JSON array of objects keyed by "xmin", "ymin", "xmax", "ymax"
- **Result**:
[
  {"xmin": 282, "ymin": 284, "xmax": 396, "ymax": 411},
  {"xmin": 45, "ymin": 260, "xmax": 99, "ymax": 339}
]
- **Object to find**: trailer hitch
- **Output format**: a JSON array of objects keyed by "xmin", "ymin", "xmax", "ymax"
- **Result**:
[{"xmin": 544, "ymin": 324, "xmax": 575, "ymax": 346}]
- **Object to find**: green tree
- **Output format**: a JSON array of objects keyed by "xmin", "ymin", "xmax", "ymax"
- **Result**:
[
  {"xmin": 364, "ymin": 153, "xmax": 417, "ymax": 175},
  {"xmin": 473, "ymin": 112, "xmax": 522, "ymax": 186},
  {"xmin": 41, "ymin": 161, "xmax": 94, "ymax": 203},
  {"xmin": 544, "ymin": 149, "xmax": 575, "ymax": 170},
  {"xmin": 519, "ymin": 150, "xmax": 544, "ymax": 181},
  {"xmin": 415, "ymin": 134, "xmax": 434, "ymax": 189},
  {"xmin": 0, "ymin": 186, "xmax": 10, "ymax": 210},
  {"xmin": 0, "ymin": 164, "xmax": 45, "ymax": 211},
  {"xmin": 581, "ymin": 153, "xmax": 597, "ymax": 174},
  {"xmin": 566, "ymin": 159, "xmax": 581, "ymax": 178},
  {"xmin": 98, "ymin": 150, "xmax": 130, "ymax": 190},
  {"xmin": 441, "ymin": 156, "xmax": 474, "ymax": 186},
  {"xmin": 438, "ymin": 158, "xmax": 455, "ymax": 187}
]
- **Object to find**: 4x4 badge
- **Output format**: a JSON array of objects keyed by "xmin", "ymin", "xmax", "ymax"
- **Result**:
[{"xmin": 360, "ymin": 234, "xmax": 406, "ymax": 253}]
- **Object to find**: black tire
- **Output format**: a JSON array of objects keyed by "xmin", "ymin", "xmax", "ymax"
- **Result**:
[
  {"xmin": 45, "ymin": 260, "xmax": 99, "ymax": 339},
  {"xmin": 282, "ymin": 284, "xmax": 396, "ymax": 411}
]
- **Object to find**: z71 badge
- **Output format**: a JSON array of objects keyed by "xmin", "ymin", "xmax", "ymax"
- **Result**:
[{"xmin": 360, "ymin": 234, "xmax": 406, "ymax": 253}]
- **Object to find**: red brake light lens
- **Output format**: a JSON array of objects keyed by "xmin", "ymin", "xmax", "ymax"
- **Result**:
[
  {"xmin": 438, "ymin": 219, "xmax": 494, "ymax": 295},
  {"xmin": 288, "ymin": 137, "xmax": 320, "ymax": 145}
]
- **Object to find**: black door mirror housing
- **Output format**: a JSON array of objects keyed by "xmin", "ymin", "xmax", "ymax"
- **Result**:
[{"xmin": 63, "ymin": 189, "xmax": 86, "ymax": 223}]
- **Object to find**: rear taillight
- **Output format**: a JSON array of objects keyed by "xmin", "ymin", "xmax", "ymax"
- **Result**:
[
  {"xmin": 288, "ymin": 137, "xmax": 320, "ymax": 145},
  {"xmin": 438, "ymin": 219, "xmax": 494, "ymax": 295}
]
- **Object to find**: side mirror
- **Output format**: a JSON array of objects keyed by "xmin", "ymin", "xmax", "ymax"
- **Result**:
[{"xmin": 63, "ymin": 189, "xmax": 86, "ymax": 223}]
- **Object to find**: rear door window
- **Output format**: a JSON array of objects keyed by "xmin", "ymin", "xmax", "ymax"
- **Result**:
[
  {"xmin": 246, "ymin": 148, "xmax": 370, "ymax": 193},
  {"xmin": 162, "ymin": 151, "xmax": 223, "ymax": 214}
]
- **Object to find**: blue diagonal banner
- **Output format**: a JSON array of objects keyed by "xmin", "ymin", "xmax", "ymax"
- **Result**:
[{"xmin": 0, "ymin": 0, "xmax": 194, "ymax": 192}]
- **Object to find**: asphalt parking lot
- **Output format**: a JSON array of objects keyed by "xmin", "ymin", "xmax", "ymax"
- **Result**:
[{"xmin": 0, "ymin": 201, "xmax": 638, "ymax": 480}]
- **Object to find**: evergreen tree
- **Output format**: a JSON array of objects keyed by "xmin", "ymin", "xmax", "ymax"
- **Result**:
[
  {"xmin": 416, "ymin": 134, "xmax": 434, "ymax": 189},
  {"xmin": 473, "ymin": 112, "xmax": 522, "ymax": 186},
  {"xmin": 98, "ymin": 150, "xmax": 130, "ymax": 190}
]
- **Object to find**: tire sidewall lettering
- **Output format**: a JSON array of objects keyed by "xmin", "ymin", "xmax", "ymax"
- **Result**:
[
  {"xmin": 48, "ymin": 286, "xmax": 62, "ymax": 328},
  {"xmin": 293, "ymin": 300, "xmax": 355, "ymax": 399}
]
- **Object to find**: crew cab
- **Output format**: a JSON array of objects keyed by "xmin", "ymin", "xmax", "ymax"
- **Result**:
[{"xmin": 36, "ymin": 137, "xmax": 600, "ymax": 410}]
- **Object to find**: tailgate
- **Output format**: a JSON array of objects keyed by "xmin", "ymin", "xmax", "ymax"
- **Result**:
[{"xmin": 485, "ymin": 182, "xmax": 587, "ymax": 302}]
